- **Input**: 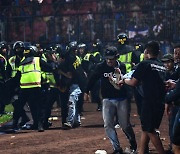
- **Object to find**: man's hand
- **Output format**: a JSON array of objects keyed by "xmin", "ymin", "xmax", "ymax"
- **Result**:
[{"xmin": 165, "ymin": 79, "xmax": 176, "ymax": 90}]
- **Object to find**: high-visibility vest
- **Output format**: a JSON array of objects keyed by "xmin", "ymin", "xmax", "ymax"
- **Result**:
[
  {"xmin": 118, "ymin": 52, "xmax": 132, "ymax": 73},
  {"xmin": 73, "ymin": 56, "xmax": 81, "ymax": 69},
  {"xmin": 46, "ymin": 72, "xmax": 56, "ymax": 88},
  {"xmin": 18, "ymin": 57, "xmax": 41, "ymax": 88},
  {"xmin": 9, "ymin": 56, "xmax": 19, "ymax": 77},
  {"xmin": 93, "ymin": 51, "xmax": 100, "ymax": 57},
  {"xmin": 0, "ymin": 54, "xmax": 7, "ymax": 80},
  {"xmin": 83, "ymin": 53, "xmax": 91, "ymax": 61},
  {"xmin": 140, "ymin": 53, "xmax": 144, "ymax": 62},
  {"xmin": 93, "ymin": 51, "xmax": 101, "ymax": 61},
  {"xmin": 41, "ymin": 53, "xmax": 47, "ymax": 62}
]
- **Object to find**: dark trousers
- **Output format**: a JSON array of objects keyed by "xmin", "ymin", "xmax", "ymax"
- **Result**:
[
  {"xmin": 91, "ymin": 80, "xmax": 101, "ymax": 108},
  {"xmin": 60, "ymin": 91, "xmax": 69, "ymax": 125},
  {"xmin": 17, "ymin": 87, "xmax": 43, "ymax": 127},
  {"xmin": 0, "ymin": 81, "xmax": 6, "ymax": 114},
  {"xmin": 44, "ymin": 87, "xmax": 60, "ymax": 124}
]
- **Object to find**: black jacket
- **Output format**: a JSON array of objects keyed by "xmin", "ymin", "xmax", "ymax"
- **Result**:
[{"xmin": 165, "ymin": 79, "xmax": 180, "ymax": 105}]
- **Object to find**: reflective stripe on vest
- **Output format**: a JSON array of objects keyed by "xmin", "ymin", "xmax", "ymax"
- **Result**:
[
  {"xmin": 9, "ymin": 56, "xmax": 18, "ymax": 77},
  {"xmin": 83, "ymin": 53, "xmax": 91, "ymax": 61},
  {"xmin": 140, "ymin": 53, "xmax": 144, "ymax": 62},
  {"xmin": 118, "ymin": 52, "xmax": 132, "ymax": 73},
  {"xmin": 93, "ymin": 52, "xmax": 100, "ymax": 57},
  {"xmin": 73, "ymin": 56, "xmax": 81, "ymax": 69},
  {"xmin": 0, "ymin": 54, "xmax": 7, "ymax": 79},
  {"xmin": 19, "ymin": 57, "xmax": 41, "ymax": 88}
]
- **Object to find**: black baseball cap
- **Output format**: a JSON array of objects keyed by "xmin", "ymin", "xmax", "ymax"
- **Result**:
[
  {"xmin": 161, "ymin": 54, "xmax": 174, "ymax": 62},
  {"xmin": 104, "ymin": 46, "xmax": 118, "ymax": 59}
]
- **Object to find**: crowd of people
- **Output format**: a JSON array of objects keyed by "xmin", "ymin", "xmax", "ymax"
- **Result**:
[
  {"xmin": 0, "ymin": 0, "xmax": 179, "ymax": 47},
  {"xmin": 0, "ymin": 31, "xmax": 180, "ymax": 154}
]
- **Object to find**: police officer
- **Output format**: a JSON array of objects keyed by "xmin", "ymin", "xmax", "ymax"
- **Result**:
[
  {"xmin": 117, "ymin": 33, "xmax": 138, "ymax": 73},
  {"xmin": 16, "ymin": 45, "xmax": 55, "ymax": 132},
  {"xmin": 89, "ymin": 40, "xmax": 103, "ymax": 111},
  {"xmin": 43, "ymin": 47, "xmax": 61, "ymax": 129},
  {"xmin": 0, "ymin": 41, "xmax": 11, "ymax": 115},
  {"xmin": 116, "ymin": 33, "xmax": 139, "ymax": 115},
  {"xmin": 9, "ymin": 41, "xmax": 30, "ymax": 128}
]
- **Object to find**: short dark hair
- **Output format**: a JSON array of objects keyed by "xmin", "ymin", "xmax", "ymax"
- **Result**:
[{"xmin": 145, "ymin": 41, "xmax": 160, "ymax": 56}]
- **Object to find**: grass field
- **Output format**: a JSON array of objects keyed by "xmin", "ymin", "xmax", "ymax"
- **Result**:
[{"xmin": 0, "ymin": 104, "xmax": 13, "ymax": 124}]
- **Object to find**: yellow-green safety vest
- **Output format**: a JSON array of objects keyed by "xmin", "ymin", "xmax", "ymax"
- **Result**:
[
  {"xmin": 9, "ymin": 56, "xmax": 19, "ymax": 77},
  {"xmin": 0, "ymin": 54, "xmax": 7, "ymax": 79},
  {"xmin": 18, "ymin": 57, "xmax": 41, "ymax": 88},
  {"xmin": 140, "ymin": 53, "xmax": 144, "ymax": 62},
  {"xmin": 83, "ymin": 53, "xmax": 91, "ymax": 61},
  {"xmin": 118, "ymin": 52, "xmax": 132, "ymax": 73},
  {"xmin": 46, "ymin": 72, "xmax": 56, "ymax": 88},
  {"xmin": 73, "ymin": 56, "xmax": 81, "ymax": 69}
]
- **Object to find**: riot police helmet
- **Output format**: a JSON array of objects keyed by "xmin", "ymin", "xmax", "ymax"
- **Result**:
[{"xmin": 117, "ymin": 33, "xmax": 129, "ymax": 45}]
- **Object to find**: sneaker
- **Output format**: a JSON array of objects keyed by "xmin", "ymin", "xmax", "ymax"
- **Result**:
[
  {"xmin": 112, "ymin": 148, "xmax": 123, "ymax": 154},
  {"xmin": 96, "ymin": 106, "xmax": 102, "ymax": 111},
  {"xmin": 63, "ymin": 122, "xmax": 72, "ymax": 129},
  {"xmin": 114, "ymin": 124, "xmax": 121, "ymax": 129},
  {"xmin": 124, "ymin": 147, "xmax": 137, "ymax": 154},
  {"xmin": 19, "ymin": 118, "xmax": 30, "ymax": 127}
]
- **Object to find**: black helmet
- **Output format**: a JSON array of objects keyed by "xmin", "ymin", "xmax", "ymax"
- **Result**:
[
  {"xmin": 66, "ymin": 41, "xmax": 78, "ymax": 53},
  {"xmin": 24, "ymin": 45, "xmax": 38, "ymax": 57},
  {"xmin": 117, "ymin": 33, "xmax": 128, "ymax": 45},
  {"xmin": 92, "ymin": 39, "xmax": 102, "ymax": 51},
  {"xmin": 54, "ymin": 44, "xmax": 63, "ymax": 54},
  {"xmin": 134, "ymin": 42, "xmax": 144, "ymax": 53},
  {"xmin": 13, "ymin": 41, "xmax": 25, "ymax": 56},
  {"xmin": 0, "ymin": 41, "xmax": 8, "ymax": 54},
  {"xmin": 0, "ymin": 41, "xmax": 8, "ymax": 50},
  {"xmin": 78, "ymin": 43, "xmax": 86, "ymax": 49},
  {"xmin": 104, "ymin": 46, "xmax": 118, "ymax": 59}
]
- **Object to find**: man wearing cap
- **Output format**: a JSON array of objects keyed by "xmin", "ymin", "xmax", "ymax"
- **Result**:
[
  {"xmin": 84, "ymin": 46, "xmax": 137, "ymax": 154},
  {"xmin": 161, "ymin": 54, "xmax": 178, "ymax": 153}
]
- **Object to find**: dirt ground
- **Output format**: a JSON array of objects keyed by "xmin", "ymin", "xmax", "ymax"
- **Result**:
[{"xmin": 0, "ymin": 102, "xmax": 170, "ymax": 154}]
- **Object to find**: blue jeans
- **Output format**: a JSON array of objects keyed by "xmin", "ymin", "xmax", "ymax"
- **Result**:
[
  {"xmin": 102, "ymin": 98, "xmax": 136, "ymax": 151},
  {"xmin": 66, "ymin": 84, "xmax": 82, "ymax": 126}
]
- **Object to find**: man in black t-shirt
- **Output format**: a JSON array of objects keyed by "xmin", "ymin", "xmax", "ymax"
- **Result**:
[
  {"xmin": 84, "ymin": 46, "xmax": 137, "ymax": 154},
  {"xmin": 56, "ymin": 44, "xmax": 87, "ymax": 129},
  {"xmin": 119, "ymin": 41, "xmax": 166, "ymax": 154}
]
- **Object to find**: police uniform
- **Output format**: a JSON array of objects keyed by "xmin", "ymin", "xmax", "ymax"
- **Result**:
[{"xmin": 0, "ymin": 53, "xmax": 7, "ymax": 114}]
